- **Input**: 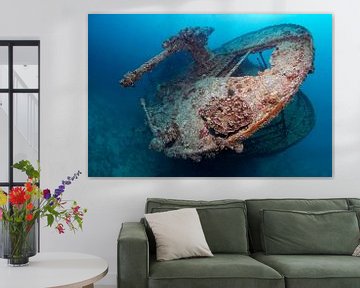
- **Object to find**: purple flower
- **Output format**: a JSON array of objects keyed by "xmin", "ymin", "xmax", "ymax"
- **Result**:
[
  {"xmin": 54, "ymin": 171, "xmax": 82, "ymax": 199},
  {"xmin": 43, "ymin": 189, "xmax": 51, "ymax": 200},
  {"xmin": 54, "ymin": 189, "xmax": 63, "ymax": 198}
]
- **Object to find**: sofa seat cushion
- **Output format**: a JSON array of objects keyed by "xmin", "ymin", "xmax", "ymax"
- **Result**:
[
  {"xmin": 252, "ymin": 252, "xmax": 360, "ymax": 288},
  {"xmin": 149, "ymin": 254, "xmax": 284, "ymax": 288}
]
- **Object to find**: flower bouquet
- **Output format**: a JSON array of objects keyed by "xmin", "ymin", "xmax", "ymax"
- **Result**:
[{"xmin": 0, "ymin": 160, "xmax": 87, "ymax": 266}]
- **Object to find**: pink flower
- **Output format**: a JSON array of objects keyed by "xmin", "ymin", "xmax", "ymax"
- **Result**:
[
  {"xmin": 0, "ymin": 208, "xmax": 3, "ymax": 220},
  {"xmin": 72, "ymin": 205, "xmax": 80, "ymax": 215},
  {"xmin": 65, "ymin": 214, "xmax": 71, "ymax": 225},
  {"xmin": 56, "ymin": 223, "xmax": 65, "ymax": 234}
]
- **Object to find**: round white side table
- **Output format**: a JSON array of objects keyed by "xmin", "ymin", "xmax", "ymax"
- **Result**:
[{"xmin": 0, "ymin": 252, "xmax": 108, "ymax": 288}]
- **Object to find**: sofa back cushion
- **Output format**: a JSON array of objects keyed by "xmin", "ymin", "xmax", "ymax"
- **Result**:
[
  {"xmin": 261, "ymin": 209, "xmax": 360, "ymax": 255},
  {"xmin": 348, "ymin": 198, "xmax": 360, "ymax": 207},
  {"xmin": 145, "ymin": 198, "xmax": 249, "ymax": 254},
  {"xmin": 246, "ymin": 198, "xmax": 349, "ymax": 252},
  {"xmin": 347, "ymin": 199, "xmax": 360, "ymax": 228}
]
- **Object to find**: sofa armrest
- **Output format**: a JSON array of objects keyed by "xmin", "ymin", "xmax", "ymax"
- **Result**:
[{"xmin": 118, "ymin": 222, "xmax": 149, "ymax": 288}]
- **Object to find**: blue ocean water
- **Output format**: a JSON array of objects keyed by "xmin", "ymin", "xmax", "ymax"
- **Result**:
[{"xmin": 88, "ymin": 14, "xmax": 332, "ymax": 177}]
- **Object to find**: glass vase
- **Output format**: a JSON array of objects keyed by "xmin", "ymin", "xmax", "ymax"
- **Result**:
[{"xmin": 0, "ymin": 220, "xmax": 37, "ymax": 266}]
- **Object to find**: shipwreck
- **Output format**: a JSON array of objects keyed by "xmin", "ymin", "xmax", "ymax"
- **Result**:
[{"xmin": 120, "ymin": 24, "xmax": 315, "ymax": 161}]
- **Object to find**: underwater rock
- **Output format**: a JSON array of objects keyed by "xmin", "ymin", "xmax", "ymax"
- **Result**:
[{"xmin": 120, "ymin": 24, "xmax": 315, "ymax": 161}]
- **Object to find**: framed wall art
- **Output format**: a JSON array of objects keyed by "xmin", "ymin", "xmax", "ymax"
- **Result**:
[{"xmin": 88, "ymin": 14, "xmax": 332, "ymax": 177}]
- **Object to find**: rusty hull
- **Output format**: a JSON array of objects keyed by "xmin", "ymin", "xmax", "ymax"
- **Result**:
[{"xmin": 120, "ymin": 24, "xmax": 314, "ymax": 161}]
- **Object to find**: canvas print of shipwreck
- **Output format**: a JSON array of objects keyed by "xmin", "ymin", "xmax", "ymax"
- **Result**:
[{"xmin": 88, "ymin": 14, "xmax": 332, "ymax": 177}]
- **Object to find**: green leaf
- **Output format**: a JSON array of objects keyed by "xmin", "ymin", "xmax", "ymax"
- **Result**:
[
  {"xmin": 46, "ymin": 205, "xmax": 60, "ymax": 217},
  {"xmin": 75, "ymin": 216, "xmax": 83, "ymax": 230},
  {"xmin": 47, "ymin": 214, "xmax": 54, "ymax": 227},
  {"xmin": 12, "ymin": 160, "xmax": 40, "ymax": 180}
]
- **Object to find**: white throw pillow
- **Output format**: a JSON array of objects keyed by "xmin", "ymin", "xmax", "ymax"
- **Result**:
[
  {"xmin": 353, "ymin": 244, "xmax": 360, "ymax": 256},
  {"xmin": 145, "ymin": 208, "xmax": 213, "ymax": 261}
]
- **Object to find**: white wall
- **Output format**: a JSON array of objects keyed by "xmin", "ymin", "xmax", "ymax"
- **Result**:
[{"xmin": 1, "ymin": 0, "xmax": 360, "ymax": 285}]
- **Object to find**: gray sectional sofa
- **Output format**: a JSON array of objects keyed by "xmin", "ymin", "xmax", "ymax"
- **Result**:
[{"xmin": 118, "ymin": 198, "xmax": 360, "ymax": 288}]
